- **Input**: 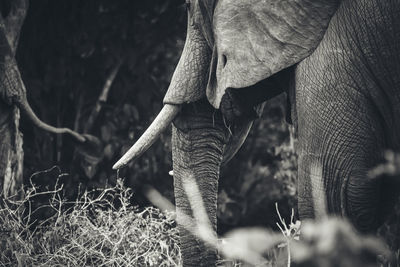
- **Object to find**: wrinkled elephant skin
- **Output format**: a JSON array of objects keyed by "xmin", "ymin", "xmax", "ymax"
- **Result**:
[
  {"xmin": 115, "ymin": 0, "xmax": 400, "ymax": 265},
  {"xmin": 171, "ymin": 100, "xmax": 227, "ymax": 266},
  {"xmin": 294, "ymin": 0, "xmax": 400, "ymax": 232}
]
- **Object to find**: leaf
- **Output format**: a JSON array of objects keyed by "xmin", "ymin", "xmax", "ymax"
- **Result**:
[{"xmin": 220, "ymin": 227, "xmax": 283, "ymax": 265}]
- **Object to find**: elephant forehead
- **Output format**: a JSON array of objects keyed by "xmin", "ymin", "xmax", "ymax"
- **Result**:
[{"xmin": 208, "ymin": 0, "xmax": 338, "ymax": 109}]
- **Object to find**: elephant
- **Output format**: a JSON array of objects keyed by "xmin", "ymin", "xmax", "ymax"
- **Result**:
[
  {"xmin": 0, "ymin": 12, "xmax": 88, "ymax": 144},
  {"xmin": 114, "ymin": 0, "xmax": 400, "ymax": 265}
]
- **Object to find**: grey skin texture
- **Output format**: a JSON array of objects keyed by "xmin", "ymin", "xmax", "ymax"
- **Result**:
[
  {"xmin": 295, "ymin": 0, "xmax": 400, "ymax": 231},
  {"xmin": 115, "ymin": 0, "xmax": 400, "ymax": 266},
  {"xmin": 172, "ymin": 100, "xmax": 228, "ymax": 266},
  {"xmin": 179, "ymin": 0, "xmax": 400, "ymax": 265}
]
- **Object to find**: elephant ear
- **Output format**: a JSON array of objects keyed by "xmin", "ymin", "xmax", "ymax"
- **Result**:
[{"xmin": 206, "ymin": 0, "xmax": 339, "ymax": 108}]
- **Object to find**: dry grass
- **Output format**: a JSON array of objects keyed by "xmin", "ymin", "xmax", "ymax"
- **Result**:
[{"xmin": 0, "ymin": 177, "xmax": 181, "ymax": 267}]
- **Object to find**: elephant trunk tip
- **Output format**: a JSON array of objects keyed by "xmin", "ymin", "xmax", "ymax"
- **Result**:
[
  {"xmin": 19, "ymin": 99, "xmax": 88, "ymax": 143},
  {"xmin": 112, "ymin": 104, "xmax": 180, "ymax": 170}
]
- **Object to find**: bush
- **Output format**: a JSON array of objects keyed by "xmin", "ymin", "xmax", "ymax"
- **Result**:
[{"xmin": 0, "ymin": 177, "xmax": 181, "ymax": 266}]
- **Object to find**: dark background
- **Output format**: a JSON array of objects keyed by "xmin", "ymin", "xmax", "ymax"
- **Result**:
[{"xmin": 17, "ymin": 0, "xmax": 297, "ymax": 234}]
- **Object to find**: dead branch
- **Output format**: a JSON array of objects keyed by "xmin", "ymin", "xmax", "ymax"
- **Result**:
[{"xmin": 84, "ymin": 58, "xmax": 124, "ymax": 133}]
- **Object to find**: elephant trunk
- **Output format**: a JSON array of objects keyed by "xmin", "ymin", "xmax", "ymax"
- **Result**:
[
  {"xmin": 172, "ymin": 101, "xmax": 228, "ymax": 267},
  {"xmin": 0, "ymin": 25, "xmax": 87, "ymax": 144},
  {"xmin": 18, "ymin": 99, "xmax": 86, "ymax": 143}
]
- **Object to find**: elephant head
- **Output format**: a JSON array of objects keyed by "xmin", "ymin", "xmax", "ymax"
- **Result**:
[
  {"xmin": 113, "ymin": 0, "xmax": 339, "ymax": 265},
  {"xmin": 113, "ymin": 0, "xmax": 339, "ymax": 167}
]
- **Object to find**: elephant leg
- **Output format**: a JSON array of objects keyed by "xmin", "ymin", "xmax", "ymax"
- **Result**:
[
  {"xmin": 172, "ymin": 101, "xmax": 228, "ymax": 267},
  {"xmin": 296, "ymin": 80, "xmax": 386, "ymax": 232},
  {"xmin": 293, "ymin": 0, "xmax": 400, "ymax": 232},
  {"xmin": 295, "ymin": 47, "xmax": 390, "ymax": 233}
]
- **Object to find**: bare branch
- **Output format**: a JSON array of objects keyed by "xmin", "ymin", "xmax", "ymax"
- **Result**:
[{"xmin": 84, "ymin": 58, "xmax": 124, "ymax": 133}]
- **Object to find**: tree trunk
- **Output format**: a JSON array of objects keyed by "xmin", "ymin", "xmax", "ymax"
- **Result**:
[{"xmin": 0, "ymin": 0, "xmax": 28, "ymax": 198}]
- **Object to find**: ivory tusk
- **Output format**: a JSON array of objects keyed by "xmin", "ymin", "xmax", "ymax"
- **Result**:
[{"xmin": 112, "ymin": 104, "xmax": 180, "ymax": 169}]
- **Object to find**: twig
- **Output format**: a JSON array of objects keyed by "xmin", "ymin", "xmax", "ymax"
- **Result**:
[
  {"xmin": 74, "ymin": 93, "xmax": 85, "ymax": 132},
  {"xmin": 84, "ymin": 59, "xmax": 124, "ymax": 133}
]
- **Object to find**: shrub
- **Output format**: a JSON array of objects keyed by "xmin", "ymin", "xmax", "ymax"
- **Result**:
[{"xmin": 0, "ymin": 178, "xmax": 181, "ymax": 266}]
